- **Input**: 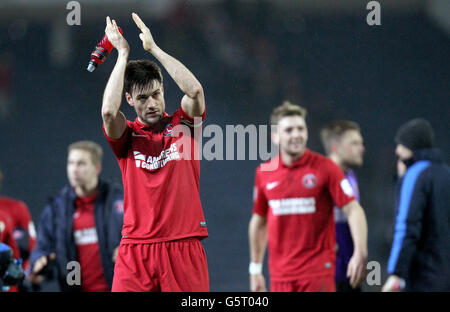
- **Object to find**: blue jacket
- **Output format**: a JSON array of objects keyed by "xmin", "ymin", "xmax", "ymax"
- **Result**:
[
  {"xmin": 388, "ymin": 148, "xmax": 450, "ymax": 291},
  {"xmin": 30, "ymin": 180, "xmax": 123, "ymax": 291}
]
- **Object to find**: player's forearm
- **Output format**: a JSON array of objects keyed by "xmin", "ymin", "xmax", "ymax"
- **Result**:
[
  {"xmin": 102, "ymin": 51, "xmax": 129, "ymax": 119},
  {"xmin": 347, "ymin": 204, "xmax": 368, "ymax": 257},
  {"xmin": 149, "ymin": 46, "xmax": 203, "ymax": 99},
  {"xmin": 248, "ymin": 215, "xmax": 268, "ymax": 263}
]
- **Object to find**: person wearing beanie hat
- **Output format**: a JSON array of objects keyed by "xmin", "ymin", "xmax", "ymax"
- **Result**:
[
  {"xmin": 395, "ymin": 118, "xmax": 434, "ymax": 153},
  {"xmin": 383, "ymin": 119, "xmax": 450, "ymax": 292},
  {"xmin": 394, "ymin": 118, "xmax": 435, "ymax": 177}
]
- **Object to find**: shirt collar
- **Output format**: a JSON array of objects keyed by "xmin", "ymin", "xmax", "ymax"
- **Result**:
[
  {"xmin": 280, "ymin": 148, "xmax": 310, "ymax": 169},
  {"xmin": 134, "ymin": 112, "xmax": 169, "ymax": 131}
]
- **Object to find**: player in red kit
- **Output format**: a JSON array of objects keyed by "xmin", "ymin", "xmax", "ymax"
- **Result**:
[
  {"xmin": 0, "ymin": 205, "xmax": 23, "ymax": 292},
  {"xmin": 248, "ymin": 101, "xmax": 368, "ymax": 292},
  {"xmin": 0, "ymin": 210, "xmax": 20, "ymax": 259},
  {"xmin": 0, "ymin": 170, "xmax": 36, "ymax": 272},
  {"xmin": 101, "ymin": 13, "xmax": 209, "ymax": 292}
]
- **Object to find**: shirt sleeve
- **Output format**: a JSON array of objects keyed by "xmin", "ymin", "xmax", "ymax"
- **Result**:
[
  {"xmin": 179, "ymin": 102, "xmax": 206, "ymax": 128},
  {"xmin": 252, "ymin": 167, "xmax": 269, "ymax": 216},
  {"xmin": 17, "ymin": 201, "xmax": 36, "ymax": 251},
  {"xmin": 102, "ymin": 123, "xmax": 131, "ymax": 159},
  {"xmin": 172, "ymin": 104, "xmax": 206, "ymax": 144},
  {"xmin": 326, "ymin": 159, "xmax": 356, "ymax": 209},
  {"xmin": 0, "ymin": 214, "xmax": 20, "ymax": 259},
  {"xmin": 11, "ymin": 201, "xmax": 36, "ymax": 269}
]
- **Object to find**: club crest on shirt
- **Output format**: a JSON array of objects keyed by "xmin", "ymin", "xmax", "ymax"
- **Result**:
[
  {"xmin": 164, "ymin": 123, "xmax": 174, "ymax": 137},
  {"xmin": 302, "ymin": 173, "xmax": 317, "ymax": 189}
]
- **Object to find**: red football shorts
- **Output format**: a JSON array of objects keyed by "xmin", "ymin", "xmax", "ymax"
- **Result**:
[
  {"xmin": 271, "ymin": 275, "xmax": 335, "ymax": 292},
  {"xmin": 112, "ymin": 238, "xmax": 209, "ymax": 292}
]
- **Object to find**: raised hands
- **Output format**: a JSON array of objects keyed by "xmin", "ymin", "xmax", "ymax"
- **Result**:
[
  {"xmin": 104, "ymin": 13, "xmax": 157, "ymax": 54},
  {"xmin": 132, "ymin": 12, "xmax": 158, "ymax": 52},
  {"xmin": 105, "ymin": 16, "xmax": 129, "ymax": 54}
]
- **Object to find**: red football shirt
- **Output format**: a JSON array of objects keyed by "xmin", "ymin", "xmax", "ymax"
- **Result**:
[
  {"xmin": 0, "ymin": 210, "xmax": 20, "ymax": 292},
  {"xmin": 103, "ymin": 106, "xmax": 208, "ymax": 244},
  {"xmin": 0, "ymin": 210, "xmax": 20, "ymax": 258},
  {"xmin": 73, "ymin": 193, "xmax": 109, "ymax": 292},
  {"xmin": 253, "ymin": 149, "xmax": 355, "ymax": 281},
  {"xmin": 0, "ymin": 197, "xmax": 36, "ymax": 269}
]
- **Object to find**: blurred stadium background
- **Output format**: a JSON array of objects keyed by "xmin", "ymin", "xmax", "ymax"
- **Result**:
[{"xmin": 0, "ymin": 0, "xmax": 449, "ymax": 291}]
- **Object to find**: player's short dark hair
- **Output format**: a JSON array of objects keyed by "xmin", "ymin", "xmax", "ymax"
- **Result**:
[
  {"xmin": 124, "ymin": 60, "xmax": 163, "ymax": 96},
  {"xmin": 68, "ymin": 140, "xmax": 103, "ymax": 165},
  {"xmin": 270, "ymin": 101, "xmax": 307, "ymax": 126},
  {"xmin": 320, "ymin": 120, "xmax": 361, "ymax": 155}
]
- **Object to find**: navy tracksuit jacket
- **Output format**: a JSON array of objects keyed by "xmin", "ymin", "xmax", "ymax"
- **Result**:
[{"xmin": 388, "ymin": 148, "xmax": 450, "ymax": 291}]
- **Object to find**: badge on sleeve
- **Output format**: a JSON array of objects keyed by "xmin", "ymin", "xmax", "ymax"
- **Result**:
[{"xmin": 340, "ymin": 179, "xmax": 354, "ymax": 197}]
